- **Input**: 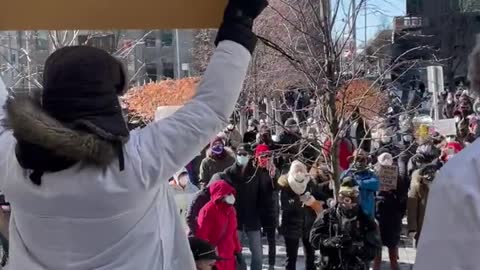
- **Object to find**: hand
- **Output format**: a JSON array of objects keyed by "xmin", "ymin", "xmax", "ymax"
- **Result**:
[
  {"xmin": 308, "ymin": 200, "xmax": 324, "ymax": 214},
  {"xmin": 299, "ymin": 192, "xmax": 312, "ymax": 204},
  {"xmin": 224, "ymin": 0, "xmax": 269, "ymax": 21}
]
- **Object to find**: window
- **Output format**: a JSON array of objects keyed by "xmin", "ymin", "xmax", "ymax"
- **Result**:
[
  {"xmin": 77, "ymin": 34, "xmax": 116, "ymax": 53},
  {"xmin": 162, "ymin": 62, "xmax": 174, "ymax": 78},
  {"xmin": 144, "ymin": 36, "xmax": 156, "ymax": 47},
  {"xmin": 146, "ymin": 63, "xmax": 157, "ymax": 81},
  {"xmin": 35, "ymin": 31, "xmax": 49, "ymax": 51},
  {"xmin": 161, "ymin": 31, "xmax": 173, "ymax": 46}
]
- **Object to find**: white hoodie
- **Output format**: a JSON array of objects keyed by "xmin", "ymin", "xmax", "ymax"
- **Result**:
[{"xmin": 0, "ymin": 40, "xmax": 251, "ymax": 270}]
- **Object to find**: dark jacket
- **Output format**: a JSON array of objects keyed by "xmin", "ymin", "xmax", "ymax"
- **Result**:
[
  {"xmin": 278, "ymin": 175, "xmax": 327, "ymax": 239},
  {"xmin": 259, "ymin": 168, "xmax": 279, "ymax": 229},
  {"xmin": 243, "ymin": 129, "xmax": 258, "ymax": 144},
  {"xmin": 277, "ymin": 131, "xmax": 302, "ymax": 172},
  {"xmin": 310, "ymin": 207, "xmax": 381, "ymax": 267},
  {"xmin": 187, "ymin": 162, "xmax": 271, "ymax": 234},
  {"xmin": 198, "ymin": 148, "xmax": 236, "ymax": 185}
]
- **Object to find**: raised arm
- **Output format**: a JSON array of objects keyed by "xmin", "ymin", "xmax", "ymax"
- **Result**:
[{"xmin": 129, "ymin": 0, "xmax": 268, "ymax": 187}]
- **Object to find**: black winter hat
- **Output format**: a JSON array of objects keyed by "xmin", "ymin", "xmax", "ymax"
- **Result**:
[{"xmin": 42, "ymin": 46, "xmax": 129, "ymax": 141}]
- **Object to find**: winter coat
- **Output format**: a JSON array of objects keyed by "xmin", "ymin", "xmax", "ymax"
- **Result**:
[
  {"xmin": 413, "ymin": 139, "xmax": 480, "ymax": 270},
  {"xmin": 407, "ymin": 169, "xmax": 430, "ymax": 237},
  {"xmin": 398, "ymin": 142, "xmax": 417, "ymax": 186},
  {"xmin": 199, "ymin": 148, "xmax": 236, "ymax": 185},
  {"xmin": 188, "ymin": 162, "xmax": 272, "ymax": 233},
  {"xmin": 310, "ymin": 207, "xmax": 381, "ymax": 264},
  {"xmin": 196, "ymin": 181, "xmax": 241, "ymax": 270},
  {"xmin": 0, "ymin": 41, "xmax": 251, "ymax": 270},
  {"xmin": 258, "ymin": 168, "xmax": 279, "ymax": 229},
  {"xmin": 341, "ymin": 169, "xmax": 380, "ymax": 218},
  {"xmin": 277, "ymin": 131, "xmax": 302, "ymax": 171},
  {"xmin": 324, "ymin": 138, "xmax": 355, "ymax": 171},
  {"xmin": 226, "ymin": 129, "xmax": 243, "ymax": 150},
  {"xmin": 278, "ymin": 175, "xmax": 328, "ymax": 239},
  {"xmin": 170, "ymin": 180, "xmax": 199, "ymax": 232},
  {"xmin": 243, "ymin": 129, "xmax": 258, "ymax": 144}
]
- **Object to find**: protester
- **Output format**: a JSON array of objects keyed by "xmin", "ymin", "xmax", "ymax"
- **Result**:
[
  {"xmin": 0, "ymin": 0, "xmax": 268, "ymax": 267},
  {"xmin": 407, "ymin": 163, "xmax": 437, "ymax": 248},
  {"xmin": 170, "ymin": 168, "xmax": 200, "ymax": 230},
  {"xmin": 255, "ymin": 144, "xmax": 279, "ymax": 269},
  {"xmin": 397, "ymin": 132, "xmax": 417, "ymax": 187},
  {"xmin": 278, "ymin": 160, "xmax": 326, "ymax": 270},
  {"xmin": 277, "ymin": 118, "xmax": 302, "ymax": 172},
  {"xmin": 407, "ymin": 142, "xmax": 441, "ymax": 179},
  {"xmin": 439, "ymin": 138, "xmax": 463, "ymax": 163},
  {"xmin": 373, "ymin": 153, "xmax": 407, "ymax": 270},
  {"xmin": 442, "ymin": 92, "xmax": 455, "ymax": 119},
  {"xmin": 189, "ymin": 237, "xmax": 225, "ymax": 270},
  {"xmin": 310, "ymin": 179, "xmax": 381, "ymax": 270},
  {"xmin": 224, "ymin": 123, "xmax": 243, "ymax": 151},
  {"xmin": 243, "ymin": 119, "xmax": 259, "ymax": 144},
  {"xmin": 323, "ymin": 136, "xmax": 355, "ymax": 172},
  {"xmin": 196, "ymin": 180, "xmax": 242, "ymax": 270},
  {"xmin": 188, "ymin": 144, "xmax": 268, "ymax": 270},
  {"xmin": 341, "ymin": 149, "xmax": 380, "ymax": 218},
  {"xmin": 309, "ymin": 158, "xmax": 335, "ymax": 200},
  {"xmin": 199, "ymin": 137, "xmax": 236, "ymax": 186}
]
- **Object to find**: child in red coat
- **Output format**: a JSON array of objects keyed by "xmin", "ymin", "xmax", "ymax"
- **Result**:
[{"xmin": 196, "ymin": 180, "xmax": 242, "ymax": 270}]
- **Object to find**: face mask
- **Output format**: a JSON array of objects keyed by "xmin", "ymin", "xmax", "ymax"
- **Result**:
[
  {"xmin": 289, "ymin": 127, "xmax": 299, "ymax": 133},
  {"xmin": 227, "ymin": 124, "xmax": 234, "ymax": 131},
  {"xmin": 447, "ymin": 99, "xmax": 453, "ymax": 104},
  {"xmin": 288, "ymin": 173, "xmax": 309, "ymax": 195},
  {"xmin": 248, "ymin": 125, "xmax": 256, "ymax": 131},
  {"xmin": 178, "ymin": 175, "xmax": 189, "ymax": 187},
  {"xmin": 224, "ymin": 194, "xmax": 236, "ymax": 205},
  {"xmin": 236, "ymin": 155, "xmax": 250, "ymax": 166},
  {"xmin": 455, "ymin": 116, "xmax": 461, "ymax": 123},
  {"xmin": 211, "ymin": 144, "xmax": 224, "ymax": 155},
  {"xmin": 381, "ymin": 136, "xmax": 392, "ymax": 144},
  {"xmin": 257, "ymin": 157, "xmax": 268, "ymax": 168}
]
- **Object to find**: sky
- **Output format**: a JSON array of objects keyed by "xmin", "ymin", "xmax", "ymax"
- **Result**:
[{"xmin": 334, "ymin": 0, "xmax": 406, "ymax": 46}]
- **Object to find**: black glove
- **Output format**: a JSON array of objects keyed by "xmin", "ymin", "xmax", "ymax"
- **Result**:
[{"xmin": 215, "ymin": 0, "xmax": 269, "ymax": 54}]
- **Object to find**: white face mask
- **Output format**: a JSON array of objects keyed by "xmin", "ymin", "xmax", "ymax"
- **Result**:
[
  {"xmin": 381, "ymin": 136, "xmax": 392, "ymax": 144},
  {"xmin": 403, "ymin": 135, "xmax": 413, "ymax": 142},
  {"xmin": 224, "ymin": 194, "xmax": 236, "ymax": 205},
  {"xmin": 178, "ymin": 175, "xmax": 189, "ymax": 187},
  {"xmin": 288, "ymin": 173, "xmax": 309, "ymax": 195},
  {"xmin": 236, "ymin": 155, "xmax": 250, "ymax": 166}
]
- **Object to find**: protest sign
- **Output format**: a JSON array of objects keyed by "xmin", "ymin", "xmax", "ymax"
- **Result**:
[
  {"xmin": 0, "ymin": 0, "xmax": 226, "ymax": 30},
  {"xmin": 377, "ymin": 165, "xmax": 398, "ymax": 191},
  {"xmin": 433, "ymin": 119, "xmax": 456, "ymax": 136}
]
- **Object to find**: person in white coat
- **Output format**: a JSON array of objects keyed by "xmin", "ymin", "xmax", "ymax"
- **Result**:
[
  {"xmin": 414, "ymin": 38, "xmax": 480, "ymax": 270},
  {"xmin": 0, "ymin": 0, "xmax": 268, "ymax": 269},
  {"xmin": 170, "ymin": 168, "xmax": 199, "ymax": 231}
]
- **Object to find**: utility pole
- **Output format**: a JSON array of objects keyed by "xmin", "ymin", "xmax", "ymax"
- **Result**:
[{"xmin": 174, "ymin": 29, "xmax": 181, "ymax": 79}]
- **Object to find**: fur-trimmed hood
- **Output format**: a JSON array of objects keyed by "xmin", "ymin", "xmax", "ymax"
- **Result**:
[{"xmin": 4, "ymin": 97, "xmax": 118, "ymax": 166}]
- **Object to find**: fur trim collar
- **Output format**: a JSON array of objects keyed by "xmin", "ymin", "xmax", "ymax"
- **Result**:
[{"xmin": 4, "ymin": 97, "xmax": 117, "ymax": 166}]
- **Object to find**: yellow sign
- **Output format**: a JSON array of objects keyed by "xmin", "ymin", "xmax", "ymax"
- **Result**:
[{"xmin": 0, "ymin": 0, "xmax": 227, "ymax": 30}]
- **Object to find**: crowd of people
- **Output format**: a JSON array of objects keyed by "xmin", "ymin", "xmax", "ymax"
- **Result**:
[{"xmin": 170, "ymin": 84, "xmax": 480, "ymax": 270}]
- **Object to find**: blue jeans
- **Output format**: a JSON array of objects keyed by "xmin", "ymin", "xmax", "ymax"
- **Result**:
[{"xmin": 238, "ymin": 230, "xmax": 263, "ymax": 270}]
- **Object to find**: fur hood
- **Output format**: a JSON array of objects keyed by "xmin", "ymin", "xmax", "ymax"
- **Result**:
[
  {"xmin": 4, "ymin": 97, "xmax": 118, "ymax": 166},
  {"xmin": 278, "ymin": 174, "xmax": 289, "ymax": 189},
  {"xmin": 206, "ymin": 146, "xmax": 235, "ymax": 159}
]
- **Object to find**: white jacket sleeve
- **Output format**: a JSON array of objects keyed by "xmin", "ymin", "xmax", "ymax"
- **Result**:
[
  {"xmin": 414, "ymin": 158, "xmax": 480, "ymax": 270},
  {"xmin": 129, "ymin": 40, "xmax": 251, "ymax": 187}
]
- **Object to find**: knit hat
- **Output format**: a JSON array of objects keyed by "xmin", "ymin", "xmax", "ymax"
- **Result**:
[
  {"xmin": 255, "ymin": 144, "xmax": 270, "ymax": 158},
  {"xmin": 237, "ymin": 143, "xmax": 253, "ymax": 155},
  {"xmin": 210, "ymin": 136, "xmax": 225, "ymax": 147},
  {"xmin": 339, "ymin": 177, "xmax": 360, "ymax": 195}
]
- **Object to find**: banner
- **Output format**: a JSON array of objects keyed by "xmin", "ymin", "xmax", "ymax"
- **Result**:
[
  {"xmin": 433, "ymin": 119, "xmax": 456, "ymax": 136},
  {"xmin": 0, "ymin": 0, "xmax": 226, "ymax": 30},
  {"xmin": 377, "ymin": 165, "xmax": 398, "ymax": 191}
]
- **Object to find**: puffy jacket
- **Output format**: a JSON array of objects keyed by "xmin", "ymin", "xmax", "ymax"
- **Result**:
[
  {"xmin": 199, "ymin": 148, "xmax": 236, "ymax": 185},
  {"xmin": 258, "ymin": 168, "xmax": 279, "ymax": 229},
  {"xmin": 196, "ymin": 181, "xmax": 241, "ymax": 270},
  {"xmin": 188, "ymin": 162, "xmax": 272, "ymax": 233},
  {"xmin": 341, "ymin": 169, "xmax": 380, "ymax": 218},
  {"xmin": 407, "ymin": 169, "xmax": 430, "ymax": 238},
  {"xmin": 310, "ymin": 207, "xmax": 381, "ymax": 264},
  {"xmin": 0, "ymin": 41, "xmax": 251, "ymax": 270},
  {"xmin": 278, "ymin": 175, "xmax": 327, "ymax": 239}
]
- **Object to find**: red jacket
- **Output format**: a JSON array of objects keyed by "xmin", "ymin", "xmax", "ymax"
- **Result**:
[
  {"xmin": 323, "ymin": 138, "xmax": 354, "ymax": 171},
  {"xmin": 196, "ymin": 180, "xmax": 241, "ymax": 270}
]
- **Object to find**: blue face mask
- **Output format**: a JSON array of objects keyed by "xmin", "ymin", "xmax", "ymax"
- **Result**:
[
  {"xmin": 211, "ymin": 145, "xmax": 224, "ymax": 155},
  {"xmin": 236, "ymin": 155, "xmax": 250, "ymax": 166}
]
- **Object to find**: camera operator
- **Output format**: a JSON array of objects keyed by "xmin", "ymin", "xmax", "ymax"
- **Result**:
[{"xmin": 310, "ymin": 178, "xmax": 381, "ymax": 270}]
